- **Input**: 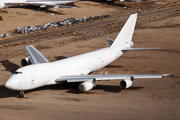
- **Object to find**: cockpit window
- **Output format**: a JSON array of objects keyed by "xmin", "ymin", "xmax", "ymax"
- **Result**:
[{"xmin": 14, "ymin": 72, "xmax": 22, "ymax": 74}]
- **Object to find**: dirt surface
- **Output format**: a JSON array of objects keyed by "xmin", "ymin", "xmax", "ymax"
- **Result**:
[{"xmin": 0, "ymin": 1, "xmax": 180, "ymax": 120}]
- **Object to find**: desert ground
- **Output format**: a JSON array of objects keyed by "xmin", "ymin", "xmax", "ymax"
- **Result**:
[{"xmin": 0, "ymin": 1, "xmax": 180, "ymax": 120}]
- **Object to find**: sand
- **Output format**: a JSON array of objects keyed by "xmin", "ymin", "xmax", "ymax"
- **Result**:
[{"xmin": 0, "ymin": 1, "xmax": 180, "ymax": 120}]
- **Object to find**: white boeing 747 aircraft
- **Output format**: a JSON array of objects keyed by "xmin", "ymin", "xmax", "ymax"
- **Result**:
[
  {"xmin": 0, "ymin": 0, "xmax": 77, "ymax": 9},
  {"xmin": 5, "ymin": 14, "xmax": 169, "ymax": 98}
]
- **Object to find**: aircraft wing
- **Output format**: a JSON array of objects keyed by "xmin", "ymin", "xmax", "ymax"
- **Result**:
[
  {"xmin": 122, "ymin": 48, "xmax": 159, "ymax": 51},
  {"xmin": 55, "ymin": 74, "xmax": 169, "ymax": 83},
  {"xmin": 27, "ymin": 2, "xmax": 77, "ymax": 8},
  {"xmin": 25, "ymin": 45, "xmax": 49, "ymax": 64}
]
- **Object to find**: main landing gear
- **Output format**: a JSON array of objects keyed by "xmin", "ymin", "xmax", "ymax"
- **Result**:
[{"xmin": 18, "ymin": 91, "xmax": 24, "ymax": 98}]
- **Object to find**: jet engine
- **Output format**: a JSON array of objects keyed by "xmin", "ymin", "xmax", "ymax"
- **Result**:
[
  {"xmin": 79, "ymin": 81, "xmax": 96, "ymax": 92},
  {"xmin": 120, "ymin": 77, "xmax": 134, "ymax": 89},
  {"xmin": 21, "ymin": 56, "xmax": 31, "ymax": 66},
  {"xmin": 0, "ymin": 3, "xmax": 5, "ymax": 9}
]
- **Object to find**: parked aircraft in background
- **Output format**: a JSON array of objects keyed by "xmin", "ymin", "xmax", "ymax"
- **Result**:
[
  {"xmin": 0, "ymin": 0, "xmax": 77, "ymax": 9},
  {"xmin": 5, "ymin": 13, "xmax": 169, "ymax": 98}
]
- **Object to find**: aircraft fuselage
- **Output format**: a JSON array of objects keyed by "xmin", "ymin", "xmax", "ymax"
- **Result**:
[{"xmin": 5, "ymin": 46, "xmax": 125, "ymax": 91}]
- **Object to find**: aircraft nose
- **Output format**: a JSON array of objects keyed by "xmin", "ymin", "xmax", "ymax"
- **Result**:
[{"xmin": 5, "ymin": 75, "xmax": 20, "ymax": 90}]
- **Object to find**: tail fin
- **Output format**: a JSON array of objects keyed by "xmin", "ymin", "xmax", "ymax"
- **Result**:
[{"xmin": 111, "ymin": 13, "xmax": 137, "ymax": 47}]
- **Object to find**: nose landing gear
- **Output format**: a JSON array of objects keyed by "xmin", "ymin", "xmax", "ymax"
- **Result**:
[{"xmin": 18, "ymin": 91, "xmax": 24, "ymax": 98}]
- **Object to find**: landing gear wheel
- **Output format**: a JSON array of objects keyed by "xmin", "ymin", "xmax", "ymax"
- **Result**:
[{"xmin": 19, "ymin": 91, "xmax": 24, "ymax": 98}]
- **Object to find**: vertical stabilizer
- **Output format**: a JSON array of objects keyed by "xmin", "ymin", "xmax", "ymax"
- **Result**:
[{"xmin": 111, "ymin": 13, "xmax": 137, "ymax": 47}]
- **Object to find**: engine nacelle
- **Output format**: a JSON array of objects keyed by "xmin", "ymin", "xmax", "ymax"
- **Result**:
[
  {"xmin": 21, "ymin": 56, "xmax": 31, "ymax": 66},
  {"xmin": 120, "ymin": 77, "xmax": 134, "ymax": 89},
  {"xmin": 79, "ymin": 81, "xmax": 96, "ymax": 92},
  {"xmin": 0, "ymin": 2, "xmax": 5, "ymax": 9}
]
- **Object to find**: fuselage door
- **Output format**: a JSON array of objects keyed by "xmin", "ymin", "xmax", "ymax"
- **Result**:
[{"xmin": 31, "ymin": 77, "xmax": 34, "ymax": 85}]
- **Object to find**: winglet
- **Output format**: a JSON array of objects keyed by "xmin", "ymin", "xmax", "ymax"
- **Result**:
[{"xmin": 162, "ymin": 73, "xmax": 171, "ymax": 76}]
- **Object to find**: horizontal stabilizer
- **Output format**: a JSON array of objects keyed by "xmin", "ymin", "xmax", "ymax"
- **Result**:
[
  {"xmin": 122, "ymin": 47, "xmax": 159, "ymax": 51},
  {"xmin": 107, "ymin": 38, "xmax": 114, "ymax": 46}
]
